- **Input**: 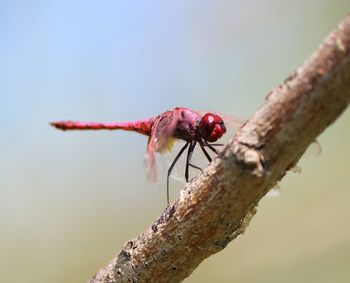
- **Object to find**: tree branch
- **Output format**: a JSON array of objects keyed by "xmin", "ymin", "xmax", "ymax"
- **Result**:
[{"xmin": 90, "ymin": 15, "xmax": 350, "ymax": 283}]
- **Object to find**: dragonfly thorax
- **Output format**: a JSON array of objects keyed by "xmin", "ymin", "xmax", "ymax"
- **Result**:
[{"xmin": 172, "ymin": 108, "xmax": 199, "ymax": 141}]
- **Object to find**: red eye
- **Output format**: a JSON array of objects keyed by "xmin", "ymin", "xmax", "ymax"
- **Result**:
[{"xmin": 198, "ymin": 113, "xmax": 226, "ymax": 142}]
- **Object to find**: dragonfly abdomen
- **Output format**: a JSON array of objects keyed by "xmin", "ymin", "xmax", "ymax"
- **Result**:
[{"xmin": 50, "ymin": 118, "xmax": 154, "ymax": 136}]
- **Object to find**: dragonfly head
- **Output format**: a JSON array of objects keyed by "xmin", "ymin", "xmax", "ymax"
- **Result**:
[{"xmin": 198, "ymin": 113, "xmax": 226, "ymax": 142}]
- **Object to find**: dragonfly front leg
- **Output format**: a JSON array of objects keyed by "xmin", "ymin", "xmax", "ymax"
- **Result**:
[
  {"xmin": 205, "ymin": 142, "xmax": 220, "ymax": 154},
  {"xmin": 206, "ymin": 143, "xmax": 224, "ymax": 147},
  {"xmin": 189, "ymin": 163, "xmax": 202, "ymax": 172},
  {"xmin": 199, "ymin": 140, "xmax": 212, "ymax": 163},
  {"xmin": 185, "ymin": 141, "xmax": 198, "ymax": 182},
  {"xmin": 167, "ymin": 142, "xmax": 189, "ymax": 204}
]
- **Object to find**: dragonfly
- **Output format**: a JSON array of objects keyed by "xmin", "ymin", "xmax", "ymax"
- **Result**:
[{"xmin": 51, "ymin": 107, "xmax": 236, "ymax": 204}]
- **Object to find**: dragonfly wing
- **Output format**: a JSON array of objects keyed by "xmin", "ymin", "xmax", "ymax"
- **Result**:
[
  {"xmin": 145, "ymin": 111, "xmax": 179, "ymax": 182},
  {"xmin": 144, "ymin": 145, "xmax": 157, "ymax": 182},
  {"xmin": 197, "ymin": 110, "xmax": 245, "ymax": 127}
]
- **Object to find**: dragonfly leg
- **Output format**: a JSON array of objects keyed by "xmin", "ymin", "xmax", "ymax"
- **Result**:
[
  {"xmin": 185, "ymin": 141, "xmax": 197, "ymax": 182},
  {"xmin": 199, "ymin": 141, "xmax": 212, "ymax": 163},
  {"xmin": 189, "ymin": 163, "xmax": 203, "ymax": 172},
  {"xmin": 206, "ymin": 143, "xmax": 218, "ymax": 154},
  {"xmin": 167, "ymin": 142, "xmax": 189, "ymax": 205},
  {"xmin": 204, "ymin": 141, "xmax": 225, "ymax": 154},
  {"xmin": 206, "ymin": 143, "xmax": 224, "ymax": 147}
]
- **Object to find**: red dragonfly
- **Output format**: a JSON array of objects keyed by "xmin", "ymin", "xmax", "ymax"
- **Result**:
[{"xmin": 51, "ymin": 107, "xmax": 232, "ymax": 204}]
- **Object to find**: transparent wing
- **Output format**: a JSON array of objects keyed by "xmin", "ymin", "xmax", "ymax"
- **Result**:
[
  {"xmin": 197, "ymin": 110, "xmax": 244, "ymax": 127},
  {"xmin": 144, "ymin": 111, "xmax": 180, "ymax": 182}
]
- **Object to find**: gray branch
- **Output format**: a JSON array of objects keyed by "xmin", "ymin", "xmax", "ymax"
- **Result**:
[{"xmin": 90, "ymin": 15, "xmax": 350, "ymax": 283}]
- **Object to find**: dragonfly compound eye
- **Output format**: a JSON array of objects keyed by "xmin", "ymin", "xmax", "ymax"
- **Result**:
[{"xmin": 199, "ymin": 113, "xmax": 226, "ymax": 142}]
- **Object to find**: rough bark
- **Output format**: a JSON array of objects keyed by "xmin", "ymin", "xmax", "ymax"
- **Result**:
[{"xmin": 90, "ymin": 15, "xmax": 350, "ymax": 283}]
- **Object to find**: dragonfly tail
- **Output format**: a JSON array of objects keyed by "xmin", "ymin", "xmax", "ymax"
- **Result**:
[{"xmin": 50, "ymin": 118, "xmax": 154, "ymax": 136}]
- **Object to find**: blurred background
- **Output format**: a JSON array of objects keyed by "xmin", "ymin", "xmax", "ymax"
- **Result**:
[{"xmin": 1, "ymin": 0, "xmax": 349, "ymax": 282}]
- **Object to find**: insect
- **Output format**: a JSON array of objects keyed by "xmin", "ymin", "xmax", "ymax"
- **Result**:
[{"xmin": 51, "ymin": 107, "xmax": 229, "ymax": 204}]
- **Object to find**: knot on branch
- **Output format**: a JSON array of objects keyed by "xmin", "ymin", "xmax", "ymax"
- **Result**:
[{"xmin": 232, "ymin": 141, "xmax": 265, "ymax": 177}]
